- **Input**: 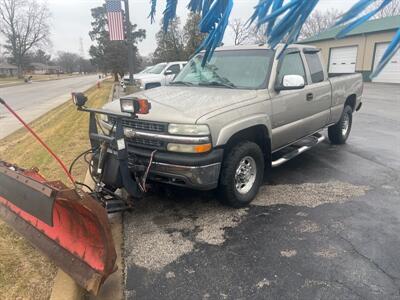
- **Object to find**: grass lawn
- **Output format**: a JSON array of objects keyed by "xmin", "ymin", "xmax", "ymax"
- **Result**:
[{"xmin": 0, "ymin": 80, "xmax": 113, "ymax": 300}]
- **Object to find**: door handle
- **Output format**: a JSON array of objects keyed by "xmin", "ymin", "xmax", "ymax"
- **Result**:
[{"xmin": 306, "ymin": 93, "xmax": 314, "ymax": 101}]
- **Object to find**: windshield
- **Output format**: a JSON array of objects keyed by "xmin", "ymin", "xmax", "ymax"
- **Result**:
[
  {"xmin": 140, "ymin": 66, "xmax": 154, "ymax": 74},
  {"xmin": 173, "ymin": 49, "xmax": 274, "ymax": 89},
  {"xmin": 148, "ymin": 63, "xmax": 167, "ymax": 74}
]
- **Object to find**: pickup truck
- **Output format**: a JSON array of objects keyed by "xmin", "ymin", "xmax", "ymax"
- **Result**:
[
  {"xmin": 124, "ymin": 61, "xmax": 187, "ymax": 90},
  {"xmin": 100, "ymin": 44, "xmax": 363, "ymax": 207}
]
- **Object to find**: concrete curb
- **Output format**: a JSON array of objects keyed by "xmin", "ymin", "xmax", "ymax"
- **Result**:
[{"xmin": 49, "ymin": 80, "xmax": 122, "ymax": 300}]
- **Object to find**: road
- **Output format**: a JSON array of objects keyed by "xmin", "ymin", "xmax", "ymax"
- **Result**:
[
  {"xmin": 122, "ymin": 83, "xmax": 400, "ymax": 299},
  {"xmin": 0, "ymin": 75, "xmax": 99, "ymax": 139}
]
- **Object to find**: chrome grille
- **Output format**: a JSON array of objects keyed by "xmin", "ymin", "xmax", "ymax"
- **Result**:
[
  {"xmin": 126, "ymin": 138, "xmax": 164, "ymax": 150},
  {"xmin": 108, "ymin": 116, "xmax": 167, "ymax": 133},
  {"xmin": 107, "ymin": 116, "xmax": 167, "ymax": 150}
]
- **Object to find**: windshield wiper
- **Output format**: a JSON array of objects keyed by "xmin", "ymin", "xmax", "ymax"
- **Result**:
[
  {"xmin": 170, "ymin": 81, "xmax": 194, "ymax": 86},
  {"xmin": 199, "ymin": 81, "xmax": 236, "ymax": 89}
]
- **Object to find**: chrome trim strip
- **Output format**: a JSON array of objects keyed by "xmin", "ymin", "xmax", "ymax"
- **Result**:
[
  {"xmin": 102, "ymin": 120, "xmax": 210, "ymax": 144},
  {"xmin": 124, "ymin": 128, "xmax": 210, "ymax": 144},
  {"xmin": 152, "ymin": 162, "xmax": 221, "ymax": 170}
]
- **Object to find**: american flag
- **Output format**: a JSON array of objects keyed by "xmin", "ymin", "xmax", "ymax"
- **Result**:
[{"xmin": 106, "ymin": 0, "xmax": 125, "ymax": 41}]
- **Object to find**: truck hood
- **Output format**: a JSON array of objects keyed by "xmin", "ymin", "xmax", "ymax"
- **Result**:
[{"xmin": 103, "ymin": 86, "xmax": 258, "ymax": 123}]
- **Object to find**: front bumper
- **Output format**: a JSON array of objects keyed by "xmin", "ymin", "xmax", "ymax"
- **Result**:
[
  {"xmin": 149, "ymin": 161, "xmax": 221, "ymax": 190},
  {"xmin": 109, "ymin": 147, "xmax": 224, "ymax": 190}
]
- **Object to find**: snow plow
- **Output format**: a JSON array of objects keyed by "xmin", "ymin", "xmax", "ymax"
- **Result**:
[
  {"xmin": 0, "ymin": 94, "xmax": 152, "ymax": 294},
  {"xmin": 0, "ymin": 162, "xmax": 116, "ymax": 294}
]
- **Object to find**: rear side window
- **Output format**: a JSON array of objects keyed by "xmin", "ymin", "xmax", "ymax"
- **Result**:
[
  {"xmin": 277, "ymin": 52, "xmax": 306, "ymax": 85},
  {"xmin": 305, "ymin": 53, "xmax": 324, "ymax": 83}
]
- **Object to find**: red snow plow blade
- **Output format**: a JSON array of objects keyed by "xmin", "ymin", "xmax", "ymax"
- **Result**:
[{"xmin": 0, "ymin": 161, "xmax": 116, "ymax": 295}]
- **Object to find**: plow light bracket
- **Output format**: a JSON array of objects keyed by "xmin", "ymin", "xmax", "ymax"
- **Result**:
[
  {"xmin": 120, "ymin": 97, "xmax": 151, "ymax": 115},
  {"xmin": 72, "ymin": 92, "xmax": 88, "ymax": 107}
]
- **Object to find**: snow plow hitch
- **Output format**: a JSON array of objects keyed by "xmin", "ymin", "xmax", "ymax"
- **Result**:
[{"xmin": 0, "ymin": 161, "xmax": 117, "ymax": 295}]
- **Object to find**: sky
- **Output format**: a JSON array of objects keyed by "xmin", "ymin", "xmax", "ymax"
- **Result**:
[{"xmin": 3, "ymin": 0, "xmax": 360, "ymax": 59}]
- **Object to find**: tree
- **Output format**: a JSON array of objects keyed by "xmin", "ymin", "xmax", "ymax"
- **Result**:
[
  {"xmin": 152, "ymin": 18, "xmax": 185, "ymax": 64},
  {"xmin": 31, "ymin": 49, "xmax": 51, "ymax": 64},
  {"xmin": 370, "ymin": 0, "xmax": 400, "ymax": 18},
  {"xmin": 183, "ymin": 12, "xmax": 206, "ymax": 58},
  {"xmin": 229, "ymin": 18, "xmax": 253, "ymax": 45},
  {"xmin": 56, "ymin": 51, "xmax": 81, "ymax": 73},
  {"xmin": 299, "ymin": 9, "xmax": 342, "ymax": 40},
  {"xmin": 0, "ymin": 0, "xmax": 50, "ymax": 77},
  {"xmin": 89, "ymin": 5, "xmax": 145, "ymax": 81},
  {"xmin": 252, "ymin": 24, "xmax": 268, "ymax": 45}
]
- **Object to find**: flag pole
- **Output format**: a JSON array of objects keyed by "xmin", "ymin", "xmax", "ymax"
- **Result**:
[{"xmin": 124, "ymin": 0, "xmax": 134, "ymax": 85}]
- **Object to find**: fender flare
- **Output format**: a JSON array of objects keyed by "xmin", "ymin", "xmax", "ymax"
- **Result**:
[{"xmin": 215, "ymin": 114, "xmax": 272, "ymax": 147}]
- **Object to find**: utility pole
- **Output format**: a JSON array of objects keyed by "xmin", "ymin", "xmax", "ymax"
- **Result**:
[{"xmin": 124, "ymin": 0, "xmax": 134, "ymax": 85}]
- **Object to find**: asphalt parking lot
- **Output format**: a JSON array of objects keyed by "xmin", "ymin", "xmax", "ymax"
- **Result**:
[{"xmin": 122, "ymin": 83, "xmax": 400, "ymax": 300}]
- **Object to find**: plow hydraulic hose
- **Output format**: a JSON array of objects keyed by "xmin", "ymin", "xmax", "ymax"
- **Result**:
[{"xmin": 0, "ymin": 97, "xmax": 75, "ymax": 185}]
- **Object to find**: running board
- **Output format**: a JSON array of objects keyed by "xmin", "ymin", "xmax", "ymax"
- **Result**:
[{"xmin": 272, "ymin": 134, "xmax": 325, "ymax": 168}]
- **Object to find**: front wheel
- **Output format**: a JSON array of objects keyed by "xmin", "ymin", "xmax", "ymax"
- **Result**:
[
  {"xmin": 218, "ymin": 142, "xmax": 264, "ymax": 208},
  {"xmin": 328, "ymin": 105, "xmax": 353, "ymax": 144}
]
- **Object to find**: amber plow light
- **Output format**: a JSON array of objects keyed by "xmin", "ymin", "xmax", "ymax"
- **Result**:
[{"xmin": 120, "ymin": 97, "xmax": 151, "ymax": 114}]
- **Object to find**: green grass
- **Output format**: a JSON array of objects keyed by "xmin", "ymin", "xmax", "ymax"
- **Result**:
[{"xmin": 0, "ymin": 80, "xmax": 113, "ymax": 300}]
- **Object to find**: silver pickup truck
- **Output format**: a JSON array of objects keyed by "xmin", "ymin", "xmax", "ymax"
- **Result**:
[{"xmin": 100, "ymin": 44, "xmax": 363, "ymax": 208}]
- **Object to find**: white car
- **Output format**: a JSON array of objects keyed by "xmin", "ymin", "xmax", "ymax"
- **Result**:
[
  {"xmin": 133, "ymin": 61, "xmax": 187, "ymax": 90},
  {"xmin": 122, "ymin": 66, "xmax": 154, "ymax": 86}
]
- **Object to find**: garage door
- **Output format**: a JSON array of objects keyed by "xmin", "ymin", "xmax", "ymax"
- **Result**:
[
  {"xmin": 372, "ymin": 42, "xmax": 400, "ymax": 84},
  {"xmin": 329, "ymin": 46, "xmax": 358, "ymax": 74}
]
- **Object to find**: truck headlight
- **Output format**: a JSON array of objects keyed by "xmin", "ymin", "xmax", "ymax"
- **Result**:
[
  {"xmin": 168, "ymin": 124, "xmax": 210, "ymax": 136},
  {"xmin": 167, "ymin": 143, "xmax": 212, "ymax": 153}
]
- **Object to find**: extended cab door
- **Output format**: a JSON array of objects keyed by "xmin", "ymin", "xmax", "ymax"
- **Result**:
[
  {"xmin": 270, "ymin": 49, "xmax": 312, "ymax": 150},
  {"xmin": 302, "ymin": 49, "xmax": 331, "ymax": 133}
]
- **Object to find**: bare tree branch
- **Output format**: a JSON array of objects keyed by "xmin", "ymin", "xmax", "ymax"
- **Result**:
[
  {"xmin": 370, "ymin": 0, "xmax": 400, "ymax": 18},
  {"xmin": 299, "ymin": 9, "xmax": 342, "ymax": 40},
  {"xmin": 229, "ymin": 18, "xmax": 252, "ymax": 46},
  {"xmin": 0, "ymin": 0, "xmax": 50, "ymax": 77}
]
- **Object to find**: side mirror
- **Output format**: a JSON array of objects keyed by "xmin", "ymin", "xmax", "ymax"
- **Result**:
[
  {"xmin": 164, "ymin": 69, "xmax": 173, "ymax": 75},
  {"xmin": 276, "ymin": 75, "xmax": 305, "ymax": 91}
]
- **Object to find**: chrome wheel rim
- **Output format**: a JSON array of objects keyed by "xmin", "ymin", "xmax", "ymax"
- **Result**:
[
  {"xmin": 342, "ymin": 113, "xmax": 350, "ymax": 136},
  {"xmin": 235, "ymin": 156, "xmax": 257, "ymax": 195}
]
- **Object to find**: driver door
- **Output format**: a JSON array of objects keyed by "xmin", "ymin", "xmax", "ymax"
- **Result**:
[{"xmin": 271, "ymin": 50, "xmax": 310, "ymax": 150}]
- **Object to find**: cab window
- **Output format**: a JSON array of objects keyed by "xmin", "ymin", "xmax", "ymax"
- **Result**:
[
  {"xmin": 277, "ymin": 52, "xmax": 307, "ymax": 86},
  {"xmin": 305, "ymin": 52, "xmax": 324, "ymax": 83}
]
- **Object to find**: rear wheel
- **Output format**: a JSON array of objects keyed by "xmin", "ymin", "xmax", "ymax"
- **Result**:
[
  {"xmin": 218, "ymin": 141, "xmax": 264, "ymax": 208},
  {"xmin": 328, "ymin": 105, "xmax": 353, "ymax": 144}
]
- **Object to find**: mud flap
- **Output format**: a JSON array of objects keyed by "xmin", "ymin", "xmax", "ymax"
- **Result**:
[{"xmin": 0, "ymin": 162, "xmax": 116, "ymax": 295}]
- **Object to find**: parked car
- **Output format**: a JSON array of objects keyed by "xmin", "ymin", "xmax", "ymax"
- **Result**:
[
  {"xmin": 99, "ymin": 44, "xmax": 363, "ymax": 207},
  {"xmin": 129, "ymin": 61, "xmax": 187, "ymax": 90},
  {"xmin": 122, "ymin": 66, "xmax": 155, "ymax": 86}
]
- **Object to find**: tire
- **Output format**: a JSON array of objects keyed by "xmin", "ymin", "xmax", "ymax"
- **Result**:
[
  {"xmin": 218, "ymin": 141, "xmax": 265, "ymax": 208},
  {"xmin": 328, "ymin": 105, "xmax": 353, "ymax": 145}
]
